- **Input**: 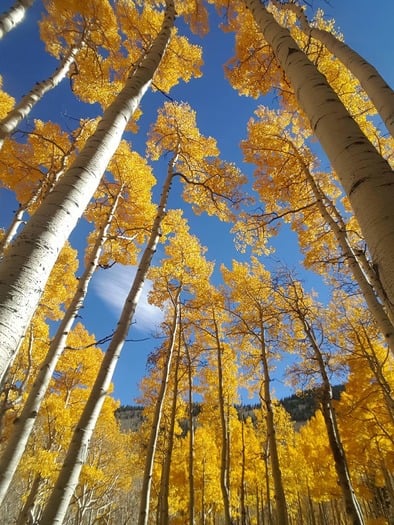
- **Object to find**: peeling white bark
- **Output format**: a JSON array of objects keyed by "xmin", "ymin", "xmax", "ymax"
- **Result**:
[{"xmin": 0, "ymin": 0, "xmax": 175, "ymax": 384}]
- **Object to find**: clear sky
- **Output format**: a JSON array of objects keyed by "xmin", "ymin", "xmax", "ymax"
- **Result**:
[{"xmin": 0, "ymin": 0, "xmax": 393, "ymax": 405}]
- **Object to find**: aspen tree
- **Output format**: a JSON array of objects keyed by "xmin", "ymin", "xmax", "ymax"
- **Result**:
[
  {"xmin": 336, "ymin": 350, "xmax": 394, "ymax": 523},
  {"xmin": 338, "ymin": 299, "xmax": 394, "ymax": 423},
  {"xmin": 0, "ymin": 0, "xmax": 120, "ymax": 149},
  {"xmin": 0, "ymin": 118, "xmax": 96, "ymax": 253},
  {"xmin": 0, "ymin": 42, "xmax": 83, "ymax": 150},
  {"xmin": 182, "ymin": 331, "xmax": 197, "ymax": 525},
  {"xmin": 0, "ymin": 0, "xmax": 34, "ymax": 40},
  {"xmin": 145, "ymin": 215, "xmax": 213, "ymax": 525},
  {"xmin": 216, "ymin": 0, "xmax": 394, "ymax": 314},
  {"xmin": 0, "ymin": 187, "xmax": 124, "ymax": 506},
  {"xmin": 0, "ymin": 0, "xmax": 177, "ymax": 383},
  {"xmin": 272, "ymin": 0, "xmax": 394, "ymax": 139},
  {"xmin": 277, "ymin": 277, "xmax": 365, "ymax": 525},
  {"xmin": 212, "ymin": 308, "xmax": 233, "ymax": 525},
  {"xmin": 138, "ymin": 292, "xmax": 181, "ymax": 525},
  {"xmin": 241, "ymin": 105, "xmax": 394, "ymax": 350},
  {"xmin": 38, "ymin": 148, "xmax": 178, "ymax": 525},
  {"xmin": 222, "ymin": 259, "xmax": 290, "ymax": 525},
  {"xmin": 197, "ymin": 304, "xmax": 239, "ymax": 525},
  {"xmin": 157, "ymin": 336, "xmax": 182, "ymax": 525},
  {"xmin": 4, "ymin": 324, "xmax": 104, "ymax": 524}
]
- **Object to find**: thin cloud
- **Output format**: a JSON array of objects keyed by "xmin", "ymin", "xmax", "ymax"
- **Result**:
[{"xmin": 92, "ymin": 265, "xmax": 164, "ymax": 332}]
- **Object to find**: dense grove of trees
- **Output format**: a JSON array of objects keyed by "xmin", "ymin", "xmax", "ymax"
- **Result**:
[{"xmin": 0, "ymin": 0, "xmax": 393, "ymax": 524}]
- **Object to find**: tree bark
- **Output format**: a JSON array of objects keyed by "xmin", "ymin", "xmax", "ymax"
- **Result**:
[
  {"xmin": 184, "ymin": 336, "xmax": 196, "ymax": 525},
  {"xmin": 293, "ymin": 293, "xmax": 365, "ymax": 525},
  {"xmin": 138, "ymin": 290, "xmax": 181, "ymax": 525},
  {"xmin": 0, "ymin": 0, "xmax": 175, "ymax": 384},
  {"xmin": 0, "ymin": 40, "xmax": 83, "ymax": 150},
  {"xmin": 158, "ymin": 331, "xmax": 181, "ymax": 525},
  {"xmin": 245, "ymin": 0, "xmax": 394, "ymax": 316},
  {"xmin": 272, "ymin": 0, "xmax": 394, "ymax": 139},
  {"xmin": 0, "ymin": 187, "xmax": 123, "ymax": 507},
  {"xmin": 258, "ymin": 321, "xmax": 289, "ymax": 525},
  {"xmin": 212, "ymin": 312, "xmax": 233, "ymax": 525},
  {"xmin": 297, "ymin": 152, "xmax": 394, "ymax": 351},
  {"xmin": 0, "ymin": 0, "xmax": 34, "ymax": 39},
  {"xmin": 39, "ymin": 152, "xmax": 177, "ymax": 525}
]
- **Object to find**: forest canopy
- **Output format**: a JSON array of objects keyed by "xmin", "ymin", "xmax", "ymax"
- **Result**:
[{"xmin": 0, "ymin": 1, "xmax": 393, "ymax": 524}]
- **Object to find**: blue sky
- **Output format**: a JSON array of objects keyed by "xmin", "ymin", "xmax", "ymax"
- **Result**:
[{"xmin": 1, "ymin": 1, "xmax": 393, "ymax": 405}]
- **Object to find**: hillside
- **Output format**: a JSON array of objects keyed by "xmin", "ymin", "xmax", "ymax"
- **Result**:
[{"xmin": 115, "ymin": 385, "xmax": 345, "ymax": 432}]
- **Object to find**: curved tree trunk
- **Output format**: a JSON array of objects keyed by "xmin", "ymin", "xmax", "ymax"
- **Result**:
[
  {"xmin": 39, "ymin": 153, "xmax": 177, "ymax": 525},
  {"xmin": 0, "ymin": 41, "xmax": 83, "ymax": 150},
  {"xmin": 0, "ymin": 187, "xmax": 123, "ymax": 507},
  {"xmin": 245, "ymin": 0, "xmax": 394, "ymax": 315},
  {"xmin": 272, "ymin": 0, "xmax": 394, "ymax": 139},
  {"xmin": 0, "ymin": 0, "xmax": 34, "ymax": 39},
  {"xmin": 0, "ymin": 0, "xmax": 175, "ymax": 384}
]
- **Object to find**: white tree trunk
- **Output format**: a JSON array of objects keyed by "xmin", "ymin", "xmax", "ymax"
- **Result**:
[
  {"xmin": 245, "ymin": 0, "xmax": 394, "ymax": 315},
  {"xmin": 0, "ymin": 0, "xmax": 34, "ymax": 39},
  {"xmin": 272, "ymin": 0, "xmax": 394, "ymax": 139},
  {"xmin": 0, "ymin": 0, "xmax": 175, "ymax": 384},
  {"xmin": 0, "ymin": 42, "xmax": 83, "ymax": 149},
  {"xmin": 212, "ymin": 312, "xmax": 233, "ymax": 525},
  {"xmin": 139, "ymin": 290, "xmax": 181, "ymax": 525},
  {"xmin": 300, "ymin": 314, "xmax": 365, "ymax": 525},
  {"xmin": 0, "ymin": 205, "xmax": 25, "ymax": 255},
  {"xmin": 39, "ymin": 153, "xmax": 177, "ymax": 525},
  {"xmin": 289, "ymin": 144, "xmax": 394, "ymax": 351},
  {"xmin": 0, "ymin": 187, "xmax": 122, "ymax": 507},
  {"xmin": 0, "ymin": 167, "xmax": 66, "ymax": 255},
  {"xmin": 258, "ymin": 322, "xmax": 289, "ymax": 525}
]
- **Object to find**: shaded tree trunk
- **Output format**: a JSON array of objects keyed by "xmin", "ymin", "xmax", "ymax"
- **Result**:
[
  {"xmin": 158, "ymin": 330, "xmax": 181, "ymax": 525},
  {"xmin": 292, "ymin": 295, "xmax": 365, "ymax": 525},
  {"xmin": 240, "ymin": 418, "xmax": 247, "ymax": 525},
  {"xmin": 184, "ymin": 336, "xmax": 196, "ymax": 525},
  {"xmin": 0, "ymin": 0, "xmax": 175, "ymax": 384},
  {"xmin": 258, "ymin": 322, "xmax": 289, "ymax": 525},
  {"xmin": 212, "ymin": 312, "xmax": 233, "ymax": 525}
]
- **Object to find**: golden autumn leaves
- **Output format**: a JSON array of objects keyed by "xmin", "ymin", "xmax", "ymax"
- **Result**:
[{"xmin": 0, "ymin": 0, "xmax": 393, "ymax": 523}]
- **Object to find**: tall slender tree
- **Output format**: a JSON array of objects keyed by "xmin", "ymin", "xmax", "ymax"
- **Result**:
[
  {"xmin": 214, "ymin": 0, "xmax": 394, "ymax": 312},
  {"xmin": 271, "ymin": 0, "xmax": 394, "ymax": 139},
  {"xmin": 0, "ymin": 0, "xmax": 178, "ymax": 383}
]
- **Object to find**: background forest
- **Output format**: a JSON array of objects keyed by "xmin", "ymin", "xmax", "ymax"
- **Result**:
[{"xmin": 0, "ymin": 0, "xmax": 393, "ymax": 524}]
